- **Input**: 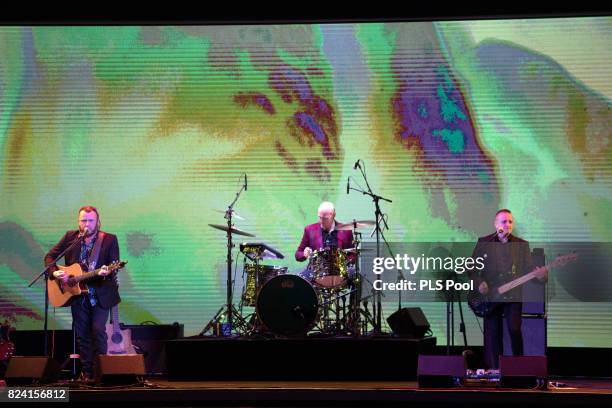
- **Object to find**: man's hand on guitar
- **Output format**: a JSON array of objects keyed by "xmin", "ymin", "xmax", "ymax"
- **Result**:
[
  {"xmin": 534, "ymin": 266, "xmax": 548, "ymax": 282},
  {"xmin": 98, "ymin": 265, "xmax": 111, "ymax": 276},
  {"xmin": 479, "ymin": 281, "xmax": 489, "ymax": 295},
  {"xmin": 53, "ymin": 270, "xmax": 69, "ymax": 283}
]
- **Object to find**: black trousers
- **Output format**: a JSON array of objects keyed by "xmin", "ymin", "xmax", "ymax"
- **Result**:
[
  {"xmin": 71, "ymin": 296, "xmax": 109, "ymax": 376},
  {"xmin": 483, "ymin": 302, "xmax": 523, "ymax": 369}
]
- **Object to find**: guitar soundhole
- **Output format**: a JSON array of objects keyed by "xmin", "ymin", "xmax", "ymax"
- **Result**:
[{"xmin": 111, "ymin": 333, "xmax": 123, "ymax": 344}]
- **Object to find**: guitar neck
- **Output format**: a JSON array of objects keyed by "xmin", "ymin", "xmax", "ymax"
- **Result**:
[
  {"xmin": 72, "ymin": 262, "xmax": 123, "ymax": 283},
  {"xmin": 111, "ymin": 305, "xmax": 121, "ymax": 331},
  {"xmin": 497, "ymin": 270, "xmax": 538, "ymax": 294},
  {"xmin": 497, "ymin": 256, "xmax": 569, "ymax": 295},
  {"xmin": 72, "ymin": 269, "xmax": 101, "ymax": 283}
]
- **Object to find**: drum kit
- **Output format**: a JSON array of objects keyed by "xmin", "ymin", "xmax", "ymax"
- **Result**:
[
  {"xmin": 201, "ymin": 165, "xmax": 391, "ymax": 337},
  {"xmin": 202, "ymin": 218, "xmax": 378, "ymax": 338}
]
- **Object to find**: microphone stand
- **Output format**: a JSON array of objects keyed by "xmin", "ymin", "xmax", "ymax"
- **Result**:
[
  {"xmin": 370, "ymin": 215, "xmax": 404, "ymax": 312},
  {"xmin": 28, "ymin": 232, "xmax": 85, "ymax": 356},
  {"xmin": 349, "ymin": 161, "xmax": 392, "ymax": 334},
  {"xmin": 444, "ymin": 286, "xmax": 469, "ymax": 355}
]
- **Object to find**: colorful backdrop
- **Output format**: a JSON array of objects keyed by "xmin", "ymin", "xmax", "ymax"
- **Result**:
[{"xmin": 1, "ymin": 18, "xmax": 610, "ymax": 347}]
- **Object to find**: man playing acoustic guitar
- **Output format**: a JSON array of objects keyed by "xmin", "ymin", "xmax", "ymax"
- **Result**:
[
  {"xmin": 45, "ymin": 206, "xmax": 121, "ymax": 383},
  {"xmin": 470, "ymin": 209, "xmax": 548, "ymax": 369}
]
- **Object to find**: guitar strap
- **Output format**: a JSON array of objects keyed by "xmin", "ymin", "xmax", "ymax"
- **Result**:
[{"xmin": 87, "ymin": 231, "xmax": 106, "ymax": 271}]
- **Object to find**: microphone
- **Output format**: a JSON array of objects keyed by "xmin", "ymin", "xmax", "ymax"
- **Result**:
[
  {"xmin": 79, "ymin": 227, "xmax": 89, "ymax": 238},
  {"xmin": 497, "ymin": 228, "xmax": 509, "ymax": 238},
  {"xmin": 346, "ymin": 177, "xmax": 350, "ymax": 195},
  {"xmin": 244, "ymin": 174, "xmax": 247, "ymax": 191},
  {"xmin": 353, "ymin": 159, "xmax": 361, "ymax": 170}
]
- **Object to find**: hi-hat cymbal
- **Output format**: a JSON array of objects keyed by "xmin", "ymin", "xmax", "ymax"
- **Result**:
[
  {"xmin": 336, "ymin": 220, "xmax": 376, "ymax": 231},
  {"xmin": 208, "ymin": 224, "xmax": 255, "ymax": 237},
  {"xmin": 212, "ymin": 209, "xmax": 245, "ymax": 221}
]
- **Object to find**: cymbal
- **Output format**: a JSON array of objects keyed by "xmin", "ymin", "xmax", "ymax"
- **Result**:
[
  {"xmin": 336, "ymin": 220, "xmax": 376, "ymax": 231},
  {"xmin": 213, "ymin": 209, "xmax": 245, "ymax": 221},
  {"xmin": 208, "ymin": 224, "xmax": 255, "ymax": 237}
]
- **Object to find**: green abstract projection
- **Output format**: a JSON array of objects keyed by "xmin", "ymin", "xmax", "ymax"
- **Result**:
[{"xmin": 1, "ymin": 19, "xmax": 611, "ymax": 347}]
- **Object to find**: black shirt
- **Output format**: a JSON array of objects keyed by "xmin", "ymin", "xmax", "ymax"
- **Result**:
[{"xmin": 321, "ymin": 227, "xmax": 338, "ymax": 249}]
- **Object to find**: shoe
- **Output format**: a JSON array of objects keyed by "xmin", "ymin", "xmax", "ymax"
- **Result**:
[{"xmin": 78, "ymin": 373, "xmax": 96, "ymax": 385}]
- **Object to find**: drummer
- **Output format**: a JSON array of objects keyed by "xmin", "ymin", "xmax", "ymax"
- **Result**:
[{"xmin": 295, "ymin": 202, "xmax": 356, "ymax": 278}]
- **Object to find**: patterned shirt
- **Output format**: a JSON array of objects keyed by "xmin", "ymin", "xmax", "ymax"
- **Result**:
[{"xmin": 79, "ymin": 234, "xmax": 98, "ymax": 307}]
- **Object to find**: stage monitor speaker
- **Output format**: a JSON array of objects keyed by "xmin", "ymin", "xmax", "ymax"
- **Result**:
[
  {"xmin": 95, "ymin": 354, "xmax": 146, "ymax": 384},
  {"xmin": 5, "ymin": 356, "xmax": 59, "ymax": 385},
  {"xmin": 500, "ymin": 355, "xmax": 547, "ymax": 389},
  {"xmin": 122, "ymin": 323, "xmax": 184, "ymax": 375},
  {"xmin": 417, "ymin": 355, "xmax": 465, "ymax": 388},
  {"xmin": 387, "ymin": 307, "xmax": 430, "ymax": 338}
]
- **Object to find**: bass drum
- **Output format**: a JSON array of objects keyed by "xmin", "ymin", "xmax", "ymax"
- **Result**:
[{"xmin": 256, "ymin": 274, "xmax": 318, "ymax": 337}]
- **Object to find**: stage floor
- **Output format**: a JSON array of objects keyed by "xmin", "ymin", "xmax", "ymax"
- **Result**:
[{"xmin": 61, "ymin": 377, "xmax": 612, "ymax": 407}]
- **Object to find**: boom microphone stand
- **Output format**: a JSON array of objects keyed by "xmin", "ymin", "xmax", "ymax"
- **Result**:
[
  {"xmin": 348, "ymin": 160, "xmax": 392, "ymax": 334},
  {"xmin": 28, "ymin": 230, "xmax": 87, "ymax": 356}
]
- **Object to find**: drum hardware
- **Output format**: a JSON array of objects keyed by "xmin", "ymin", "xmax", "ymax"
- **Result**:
[
  {"xmin": 316, "ymin": 286, "xmax": 357, "ymax": 335},
  {"xmin": 355, "ymin": 294, "xmax": 377, "ymax": 335},
  {"xmin": 213, "ymin": 208, "xmax": 245, "ymax": 221},
  {"xmin": 200, "ymin": 174, "xmax": 252, "ymax": 337}
]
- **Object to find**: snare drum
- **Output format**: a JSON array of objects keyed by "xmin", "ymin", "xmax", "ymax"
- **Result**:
[
  {"xmin": 241, "ymin": 264, "xmax": 287, "ymax": 307},
  {"xmin": 308, "ymin": 247, "xmax": 349, "ymax": 288}
]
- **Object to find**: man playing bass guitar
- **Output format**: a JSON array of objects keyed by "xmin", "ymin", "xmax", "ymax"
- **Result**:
[{"xmin": 470, "ymin": 209, "xmax": 548, "ymax": 369}]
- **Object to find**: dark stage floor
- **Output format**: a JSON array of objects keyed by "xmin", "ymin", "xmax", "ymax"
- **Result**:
[{"xmin": 26, "ymin": 377, "xmax": 611, "ymax": 407}]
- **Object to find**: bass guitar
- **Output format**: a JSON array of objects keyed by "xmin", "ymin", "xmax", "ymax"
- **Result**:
[{"xmin": 468, "ymin": 253, "xmax": 577, "ymax": 317}]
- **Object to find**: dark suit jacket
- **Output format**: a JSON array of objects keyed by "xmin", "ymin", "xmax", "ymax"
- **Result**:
[
  {"xmin": 295, "ymin": 222, "xmax": 355, "ymax": 262},
  {"xmin": 45, "ymin": 230, "xmax": 121, "ymax": 309},
  {"xmin": 470, "ymin": 232, "xmax": 534, "ymax": 298}
]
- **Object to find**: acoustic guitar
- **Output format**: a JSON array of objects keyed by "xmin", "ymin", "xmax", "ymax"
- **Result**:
[
  {"xmin": 47, "ymin": 261, "xmax": 127, "ymax": 307},
  {"xmin": 105, "ymin": 305, "xmax": 136, "ymax": 355}
]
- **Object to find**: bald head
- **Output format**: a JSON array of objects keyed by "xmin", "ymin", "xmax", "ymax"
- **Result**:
[
  {"xmin": 318, "ymin": 201, "xmax": 336, "ymax": 231},
  {"xmin": 318, "ymin": 201, "xmax": 335, "ymax": 214},
  {"xmin": 494, "ymin": 209, "xmax": 513, "ymax": 241}
]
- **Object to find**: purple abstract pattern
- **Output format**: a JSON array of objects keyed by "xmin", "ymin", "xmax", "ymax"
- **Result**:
[{"xmin": 391, "ymin": 56, "xmax": 499, "ymax": 227}]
